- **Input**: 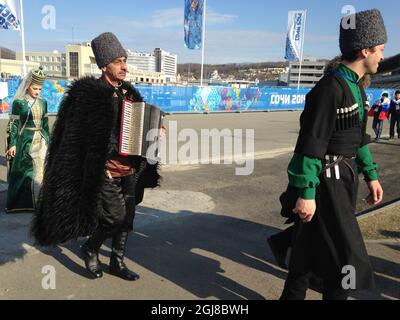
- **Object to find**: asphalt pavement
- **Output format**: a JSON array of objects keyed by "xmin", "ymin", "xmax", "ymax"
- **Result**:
[{"xmin": 0, "ymin": 112, "xmax": 398, "ymax": 300}]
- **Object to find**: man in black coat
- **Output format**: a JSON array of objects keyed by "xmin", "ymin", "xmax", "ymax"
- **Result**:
[
  {"xmin": 31, "ymin": 33, "xmax": 162, "ymax": 281},
  {"xmin": 270, "ymin": 9, "xmax": 386, "ymax": 300}
]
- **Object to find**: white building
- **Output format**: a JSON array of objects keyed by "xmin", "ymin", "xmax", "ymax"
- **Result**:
[
  {"xmin": 8, "ymin": 43, "xmax": 178, "ymax": 84},
  {"xmin": 65, "ymin": 42, "xmax": 101, "ymax": 79},
  {"xmin": 288, "ymin": 58, "xmax": 326, "ymax": 87},
  {"xmin": 154, "ymin": 48, "xmax": 177, "ymax": 83},
  {"xmin": 17, "ymin": 51, "xmax": 66, "ymax": 78},
  {"xmin": 0, "ymin": 59, "xmax": 40, "ymax": 78},
  {"xmin": 127, "ymin": 50, "xmax": 156, "ymax": 73},
  {"xmin": 127, "ymin": 48, "xmax": 178, "ymax": 83}
]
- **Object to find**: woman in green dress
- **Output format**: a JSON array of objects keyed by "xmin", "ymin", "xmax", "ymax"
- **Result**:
[{"xmin": 5, "ymin": 67, "xmax": 50, "ymax": 213}]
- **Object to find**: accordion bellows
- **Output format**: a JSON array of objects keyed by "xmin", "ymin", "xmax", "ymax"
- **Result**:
[{"xmin": 119, "ymin": 100, "xmax": 164, "ymax": 159}]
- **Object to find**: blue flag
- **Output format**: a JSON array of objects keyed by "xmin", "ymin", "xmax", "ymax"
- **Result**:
[
  {"xmin": 184, "ymin": 0, "xmax": 204, "ymax": 50},
  {"xmin": 0, "ymin": 0, "xmax": 21, "ymax": 30}
]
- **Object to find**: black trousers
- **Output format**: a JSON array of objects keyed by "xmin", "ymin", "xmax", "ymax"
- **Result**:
[
  {"xmin": 86, "ymin": 174, "xmax": 137, "ymax": 251},
  {"xmin": 389, "ymin": 113, "xmax": 400, "ymax": 138},
  {"xmin": 97, "ymin": 174, "xmax": 137, "ymax": 235}
]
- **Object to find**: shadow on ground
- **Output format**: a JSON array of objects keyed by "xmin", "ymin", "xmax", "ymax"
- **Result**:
[
  {"xmin": 38, "ymin": 207, "xmax": 285, "ymax": 300},
  {"xmin": 1, "ymin": 205, "xmax": 399, "ymax": 300}
]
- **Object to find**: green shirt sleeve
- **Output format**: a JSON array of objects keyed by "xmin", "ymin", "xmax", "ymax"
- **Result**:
[
  {"xmin": 356, "ymin": 144, "xmax": 379, "ymax": 181},
  {"xmin": 8, "ymin": 100, "xmax": 21, "ymax": 148},
  {"xmin": 288, "ymin": 153, "xmax": 323, "ymax": 200}
]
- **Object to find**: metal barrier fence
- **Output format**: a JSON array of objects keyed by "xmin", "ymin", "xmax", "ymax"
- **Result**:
[{"xmin": 0, "ymin": 78, "xmax": 396, "ymax": 115}]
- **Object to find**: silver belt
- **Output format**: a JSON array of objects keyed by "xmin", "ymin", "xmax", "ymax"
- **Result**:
[
  {"xmin": 24, "ymin": 128, "xmax": 42, "ymax": 131},
  {"xmin": 323, "ymin": 155, "xmax": 356, "ymax": 180}
]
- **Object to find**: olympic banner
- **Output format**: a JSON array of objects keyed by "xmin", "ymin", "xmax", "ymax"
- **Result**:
[
  {"xmin": 284, "ymin": 10, "xmax": 306, "ymax": 61},
  {"xmin": 0, "ymin": 0, "xmax": 21, "ymax": 30},
  {"xmin": 184, "ymin": 0, "xmax": 204, "ymax": 50},
  {"xmin": 0, "ymin": 77, "xmax": 393, "ymax": 114}
]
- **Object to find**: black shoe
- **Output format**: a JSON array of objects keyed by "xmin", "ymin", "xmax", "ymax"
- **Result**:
[
  {"xmin": 109, "ymin": 256, "xmax": 140, "ymax": 281},
  {"xmin": 81, "ymin": 243, "xmax": 103, "ymax": 279},
  {"xmin": 109, "ymin": 231, "xmax": 140, "ymax": 281}
]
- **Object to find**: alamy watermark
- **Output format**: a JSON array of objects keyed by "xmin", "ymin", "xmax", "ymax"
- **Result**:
[
  {"xmin": 341, "ymin": 5, "xmax": 356, "ymax": 30},
  {"xmin": 146, "ymin": 121, "xmax": 255, "ymax": 176},
  {"xmin": 341, "ymin": 265, "xmax": 356, "ymax": 290},
  {"xmin": 41, "ymin": 5, "xmax": 56, "ymax": 30},
  {"xmin": 41, "ymin": 265, "xmax": 56, "ymax": 290}
]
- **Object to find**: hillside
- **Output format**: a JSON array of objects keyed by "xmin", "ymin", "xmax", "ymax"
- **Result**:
[{"xmin": 178, "ymin": 62, "xmax": 289, "ymax": 81}]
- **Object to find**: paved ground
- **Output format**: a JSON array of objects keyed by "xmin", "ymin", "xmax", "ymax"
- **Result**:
[{"xmin": 0, "ymin": 112, "xmax": 398, "ymax": 300}]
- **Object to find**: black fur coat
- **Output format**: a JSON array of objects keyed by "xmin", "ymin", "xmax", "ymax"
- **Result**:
[{"xmin": 31, "ymin": 77, "xmax": 161, "ymax": 246}]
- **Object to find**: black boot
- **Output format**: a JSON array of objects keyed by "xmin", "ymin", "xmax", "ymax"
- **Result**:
[
  {"xmin": 109, "ymin": 231, "xmax": 140, "ymax": 281},
  {"xmin": 81, "ymin": 230, "xmax": 106, "ymax": 279}
]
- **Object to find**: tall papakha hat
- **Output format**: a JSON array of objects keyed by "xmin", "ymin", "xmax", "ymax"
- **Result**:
[
  {"xmin": 91, "ymin": 32, "xmax": 127, "ymax": 68},
  {"xmin": 31, "ymin": 66, "xmax": 46, "ymax": 86},
  {"xmin": 340, "ymin": 9, "xmax": 387, "ymax": 54}
]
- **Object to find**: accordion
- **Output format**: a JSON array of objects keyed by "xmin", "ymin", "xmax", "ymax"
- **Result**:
[{"xmin": 119, "ymin": 99, "xmax": 165, "ymax": 158}]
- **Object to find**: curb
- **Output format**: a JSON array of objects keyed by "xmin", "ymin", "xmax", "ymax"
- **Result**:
[
  {"xmin": 364, "ymin": 238, "xmax": 400, "ymax": 244},
  {"xmin": 356, "ymin": 198, "xmax": 400, "ymax": 220}
]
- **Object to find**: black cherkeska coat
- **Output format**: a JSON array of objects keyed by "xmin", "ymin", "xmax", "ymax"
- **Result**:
[
  {"xmin": 286, "ymin": 72, "xmax": 375, "ymax": 290},
  {"xmin": 31, "ymin": 77, "xmax": 161, "ymax": 247}
]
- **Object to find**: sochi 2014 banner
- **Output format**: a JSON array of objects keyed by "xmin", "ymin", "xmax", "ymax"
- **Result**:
[
  {"xmin": 184, "ymin": 0, "xmax": 204, "ymax": 50},
  {"xmin": 284, "ymin": 10, "xmax": 306, "ymax": 61},
  {"xmin": 0, "ymin": 0, "xmax": 21, "ymax": 30}
]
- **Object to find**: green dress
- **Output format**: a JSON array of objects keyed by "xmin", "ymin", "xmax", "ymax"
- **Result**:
[{"xmin": 6, "ymin": 96, "xmax": 50, "ymax": 213}]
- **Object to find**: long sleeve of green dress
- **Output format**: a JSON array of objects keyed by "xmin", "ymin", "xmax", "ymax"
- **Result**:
[{"xmin": 8, "ymin": 100, "xmax": 22, "ymax": 149}]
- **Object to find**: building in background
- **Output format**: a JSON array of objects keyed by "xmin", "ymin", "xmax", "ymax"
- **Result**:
[
  {"xmin": 0, "ymin": 47, "xmax": 16, "ymax": 60},
  {"xmin": 288, "ymin": 58, "xmax": 326, "ymax": 87},
  {"xmin": 3, "ymin": 43, "xmax": 178, "ymax": 84},
  {"xmin": 126, "ymin": 65, "xmax": 166, "ymax": 84},
  {"xmin": 154, "ymin": 48, "xmax": 177, "ymax": 83},
  {"xmin": 16, "ymin": 51, "xmax": 66, "ymax": 78},
  {"xmin": 0, "ymin": 58, "xmax": 40, "ymax": 78},
  {"xmin": 65, "ymin": 43, "xmax": 100, "ymax": 79},
  {"xmin": 372, "ymin": 53, "xmax": 400, "ymax": 88},
  {"xmin": 127, "ymin": 50, "xmax": 157, "ymax": 73}
]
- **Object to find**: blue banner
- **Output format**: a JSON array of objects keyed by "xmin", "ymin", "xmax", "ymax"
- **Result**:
[
  {"xmin": 184, "ymin": 0, "xmax": 204, "ymax": 50},
  {"xmin": 0, "ymin": 78, "xmax": 396, "ymax": 114},
  {"xmin": 0, "ymin": 0, "xmax": 21, "ymax": 30}
]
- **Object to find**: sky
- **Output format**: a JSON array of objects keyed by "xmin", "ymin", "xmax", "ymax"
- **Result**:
[{"xmin": 1, "ymin": 0, "xmax": 399, "ymax": 64}]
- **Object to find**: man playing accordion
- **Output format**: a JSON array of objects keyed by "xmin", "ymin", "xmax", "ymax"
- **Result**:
[{"xmin": 32, "ymin": 32, "xmax": 164, "ymax": 281}]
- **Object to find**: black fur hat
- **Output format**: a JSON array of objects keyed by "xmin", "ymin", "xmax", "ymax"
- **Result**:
[{"xmin": 340, "ymin": 9, "xmax": 387, "ymax": 54}]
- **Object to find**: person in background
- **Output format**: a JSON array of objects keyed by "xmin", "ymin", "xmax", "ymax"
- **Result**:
[
  {"xmin": 389, "ymin": 90, "xmax": 400, "ymax": 139},
  {"xmin": 5, "ymin": 67, "xmax": 50, "ymax": 213},
  {"xmin": 371, "ymin": 92, "xmax": 390, "ymax": 142}
]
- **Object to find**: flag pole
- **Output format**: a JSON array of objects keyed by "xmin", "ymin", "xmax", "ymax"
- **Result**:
[
  {"xmin": 297, "ymin": 10, "xmax": 307, "ymax": 90},
  {"xmin": 19, "ymin": 0, "xmax": 27, "ymax": 77},
  {"xmin": 200, "ymin": 0, "xmax": 207, "ymax": 87}
]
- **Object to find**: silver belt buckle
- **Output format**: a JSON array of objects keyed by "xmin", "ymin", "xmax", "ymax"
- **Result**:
[{"xmin": 325, "ymin": 155, "xmax": 341, "ymax": 180}]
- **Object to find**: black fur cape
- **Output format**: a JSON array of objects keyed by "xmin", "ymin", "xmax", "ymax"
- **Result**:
[{"xmin": 31, "ymin": 77, "xmax": 161, "ymax": 246}]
